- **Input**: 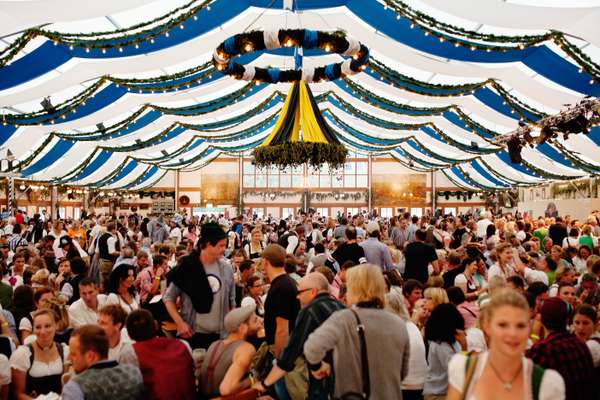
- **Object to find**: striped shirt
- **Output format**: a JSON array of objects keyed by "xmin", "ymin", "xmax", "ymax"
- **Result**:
[{"xmin": 277, "ymin": 293, "xmax": 345, "ymax": 372}]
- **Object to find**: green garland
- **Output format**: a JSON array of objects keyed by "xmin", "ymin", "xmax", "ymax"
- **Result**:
[{"xmin": 253, "ymin": 142, "xmax": 348, "ymax": 171}]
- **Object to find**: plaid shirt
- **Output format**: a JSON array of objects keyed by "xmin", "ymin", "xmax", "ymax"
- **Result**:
[{"xmin": 526, "ymin": 330, "xmax": 594, "ymax": 400}]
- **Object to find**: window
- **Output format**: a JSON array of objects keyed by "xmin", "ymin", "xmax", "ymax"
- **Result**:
[
  {"xmin": 73, "ymin": 207, "xmax": 81, "ymax": 220},
  {"xmin": 410, "ymin": 208, "xmax": 423, "ymax": 218},
  {"xmin": 241, "ymin": 159, "xmax": 368, "ymax": 189},
  {"xmin": 253, "ymin": 208, "xmax": 264, "ymax": 218},
  {"xmin": 380, "ymin": 208, "xmax": 393, "ymax": 218},
  {"xmin": 316, "ymin": 207, "xmax": 329, "ymax": 217},
  {"xmin": 347, "ymin": 207, "xmax": 360, "ymax": 216},
  {"xmin": 58, "ymin": 207, "xmax": 66, "ymax": 219},
  {"xmin": 444, "ymin": 207, "xmax": 456, "ymax": 216},
  {"xmin": 282, "ymin": 207, "xmax": 295, "ymax": 219}
]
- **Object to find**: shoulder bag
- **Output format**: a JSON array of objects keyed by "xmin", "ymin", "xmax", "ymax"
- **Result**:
[{"xmin": 337, "ymin": 309, "xmax": 370, "ymax": 400}]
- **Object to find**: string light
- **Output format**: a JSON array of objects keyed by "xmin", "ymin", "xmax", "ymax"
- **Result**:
[
  {"xmin": 180, "ymin": 24, "xmax": 184, "ymax": 29},
  {"xmin": 244, "ymin": 43, "xmax": 253, "ymax": 52},
  {"xmin": 165, "ymin": 32, "xmax": 170, "ymax": 37},
  {"xmin": 324, "ymin": 44, "xmax": 331, "ymax": 52},
  {"xmin": 150, "ymin": 38, "xmax": 155, "ymax": 44}
]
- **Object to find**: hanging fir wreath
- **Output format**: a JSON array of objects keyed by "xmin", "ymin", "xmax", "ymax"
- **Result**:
[
  {"xmin": 213, "ymin": 29, "xmax": 369, "ymax": 83},
  {"xmin": 251, "ymin": 80, "xmax": 348, "ymax": 170}
]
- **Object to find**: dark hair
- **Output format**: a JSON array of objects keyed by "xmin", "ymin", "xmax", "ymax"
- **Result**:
[
  {"xmin": 526, "ymin": 281, "xmax": 549, "ymax": 298},
  {"xmin": 447, "ymin": 252, "xmax": 462, "ymax": 266},
  {"xmin": 314, "ymin": 243, "xmax": 325, "ymax": 254},
  {"xmin": 70, "ymin": 257, "xmax": 87, "ymax": 275},
  {"xmin": 72, "ymin": 325, "xmax": 109, "ymax": 359},
  {"xmin": 446, "ymin": 286, "xmax": 466, "ymax": 305},
  {"xmin": 79, "ymin": 277, "xmax": 97, "ymax": 288},
  {"xmin": 10, "ymin": 285, "xmax": 35, "ymax": 328},
  {"xmin": 460, "ymin": 257, "xmax": 477, "ymax": 270},
  {"xmin": 524, "ymin": 291, "xmax": 537, "ymax": 309},
  {"xmin": 424, "ymin": 303, "xmax": 464, "ymax": 345},
  {"xmin": 246, "ymin": 276, "xmax": 262, "ymax": 290},
  {"xmin": 507, "ymin": 275, "xmax": 525, "ymax": 290},
  {"xmin": 581, "ymin": 273, "xmax": 597, "ymax": 283},
  {"xmin": 340, "ymin": 260, "xmax": 356, "ymax": 271},
  {"xmin": 34, "ymin": 287, "xmax": 54, "ymax": 305},
  {"xmin": 415, "ymin": 229, "xmax": 427, "ymax": 241},
  {"xmin": 383, "ymin": 269, "xmax": 403, "ymax": 288},
  {"xmin": 126, "ymin": 309, "xmax": 156, "ymax": 341},
  {"xmin": 239, "ymin": 260, "xmax": 254, "ymax": 273},
  {"xmin": 574, "ymin": 304, "xmax": 597, "ymax": 323},
  {"xmin": 152, "ymin": 254, "xmax": 167, "ymax": 267},
  {"xmin": 345, "ymin": 227, "xmax": 357, "ymax": 241},
  {"xmin": 339, "ymin": 217, "xmax": 348, "ymax": 225},
  {"xmin": 402, "ymin": 279, "xmax": 425, "ymax": 297},
  {"xmin": 544, "ymin": 256, "xmax": 558, "ymax": 272},
  {"xmin": 106, "ymin": 263, "xmax": 136, "ymax": 295},
  {"xmin": 485, "ymin": 224, "xmax": 496, "ymax": 238},
  {"xmin": 592, "ymin": 260, "xmax": 600, "ymax": 275}
]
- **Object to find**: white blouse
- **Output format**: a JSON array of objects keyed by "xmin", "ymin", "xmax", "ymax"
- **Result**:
[
  {"xmin": 106, "ymin": 293, "xmax": 139, "ymax": 314},
  {"xmin": 448, "ymin": 352, "xmax": 565, "ymax": 400},
  {"xmin": 10, "ymin": 343, "xmax": 69, "ymax": 377}
]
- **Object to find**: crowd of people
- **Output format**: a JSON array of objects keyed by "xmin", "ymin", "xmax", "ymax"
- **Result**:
[{"xmin": 0, "ymin": 206, "xmax": 598, "ymax": 399}]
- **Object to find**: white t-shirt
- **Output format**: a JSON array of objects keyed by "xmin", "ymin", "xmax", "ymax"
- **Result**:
[
  {"xmin": 524, "ymin": 267, "xmax": 549, "ymax": 285},
  {"xmin": 9, "ymin": 343, "xmax": 69, "ymax": 377},
  {"xmin": 401, "ymin": 321, "xmax": 427, "ymax": 390},
  {"xmin": 0, "ymin": 354, "xmax": 10, "ymax": 385},
  {"xmin": 106, "ymin": 293, "xmax": 139, "ymax": 314},
  {"xmin": 448, "ymin": 352, "xmax": 564, "ymax": 400},
  {"xmin": 488, "ymin": 263, "xmax": 515, "ymax": 280},
  {"xmin": 169, "ymin": 227, "xmax": 182, "ymax": 245}
]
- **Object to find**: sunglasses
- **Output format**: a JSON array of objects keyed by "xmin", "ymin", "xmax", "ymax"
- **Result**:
[{"xmin": 297, "ymin": 288, "xmax": 313, "ymax": 295}]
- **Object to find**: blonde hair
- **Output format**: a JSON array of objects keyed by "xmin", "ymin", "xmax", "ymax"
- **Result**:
[
  {"xmin": 483, "ymin": 288, "xmax": 529, "ymax": 323},
  {"xmin": 385, "ymin": 290, "xmax": 410, "ymax": 320},
  {"xmin": 487, "ymin": 275, "xmax": 507, "ymax": 296},
  {"xmin": 40, "ymin": 297, "xmax": 70, "ymax": 331},
  {"xmin": 426, "ymin": 275, "xmax": 444, "ymax": 288},
  {"xmin": 423, "ymin": 287, "xmax": 449, "ymax": 308},
  {"xmin": 346, "ymin": 264, "xmax": 386, "ymax": 307}
]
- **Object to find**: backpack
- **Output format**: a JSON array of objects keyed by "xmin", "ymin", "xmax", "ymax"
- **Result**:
[{"xmin": 463, "ymin": 354, "xmax": 545, "ymax": 400}]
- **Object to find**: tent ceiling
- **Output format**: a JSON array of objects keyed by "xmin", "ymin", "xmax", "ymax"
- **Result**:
[{"xmin": 0, "ymin": 0, "xmax": 598, "ymax": 190}]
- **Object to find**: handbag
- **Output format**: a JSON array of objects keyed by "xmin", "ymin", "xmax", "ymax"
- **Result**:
[{"xmin": 337, "ymin": 309, "xmax": 370, "ymax": 400}]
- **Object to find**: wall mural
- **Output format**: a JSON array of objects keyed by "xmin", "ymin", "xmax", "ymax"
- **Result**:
[
  {"xmin": 200, "ymin": 173, "xmax": 239, "ymax": 205},
  {"xmin": 372, "ymin": 173, "xmax": 427, "ymax": 207}
]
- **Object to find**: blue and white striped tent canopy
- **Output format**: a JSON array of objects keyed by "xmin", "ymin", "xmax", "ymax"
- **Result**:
[{"xmin": 1, "ymin": 0, "xmax": 599, "ymax": 190}]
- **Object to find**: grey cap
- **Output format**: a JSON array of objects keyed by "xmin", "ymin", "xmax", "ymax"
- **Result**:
[{"xmin": 224, "ymin": 304, "xmax": 256, "ymax": 332}]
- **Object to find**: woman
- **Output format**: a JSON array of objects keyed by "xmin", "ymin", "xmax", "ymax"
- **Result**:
[
  {"xmin": 241, "ymin": 276, "xmax": 264, "ymax": 316},
  {"xmin": 385, "ymin": 291, "xmax": 427, "ymax": 400},
  {"xmin": 578, "ymin": 225, "xmax": 596, "ymax": 251},
  {"xmin": 53, "ymin": 258, "xmax": 71, "ymax": 291},
  {"xmin": 19, "ymin": 288, "xmax": 54, "ymax": 344},
  {"xmin": 10, "ymin": 286, "xmax": 35, "ymax": 344},
  {"xmin": 562, "ymin": 227, "xmax": 579, "ymax": 249},
  {"xmin": 134, "ymin": 254, "xmax": 167, "ymax": 304},
  {"xmin": 105, "ymin": 263, "xmax": 139, "ymax": 314},
  {"xmin": 454, "ymin": 258, "xmax": 483, "ymax": 301},
  {"xmin": 488, "ymin": 243, "xmax": 518, "ymax": 280},
  {"xmin": 446, "ymin": 289, "xmax": 565, "ymax": 400},
  {"xmin": 572, "ymin": 304, "xmax": 600, "ymax": 367},
  {"xmin": 422, "ymin": 303, "xmax": 466, "ymax": 400},
  {"xmin": 423, "ymin": 287, "xmax": 449, "ymax": 315},
  {"xmin": 573, "ymin": 245, "xmax": 592, "ymax": 274},
  {"xmin": 185, "ymin": 224, "xmax": 197, "ymax": 243},
  {"xmin": 304, "ymin": 264, "xmax": 411, "ymax": 399},
  {"xmin": 10, "ymin": 309, "xmax": 69, "ymax": 399},
  {"xmin": 550, "ymin": 245, "xmax": 570, "ymax": 270},
  {"xmin": 244, "ymin": 229, "xmax": 264, "ymax": 261}
]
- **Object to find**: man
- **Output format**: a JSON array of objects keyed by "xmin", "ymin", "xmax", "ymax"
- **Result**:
[
  {"xmin": 330, "ymin": 227, "xmax": 366, "ymax": 268},
  {"xmin": 199, "ymin": 305, "xmax": 262, "ymax": 397},
  {"xmin": 68, "ymin": 278, "xmax": 107, "ymax": 328},
  {"xmin": 402, "ymin": 279, "xmax": 424, "ymax": 316},
  {"xmin": 359, "ymin": 221, "xmax": 394, "ymax": 271},
  {"xmin": 475, "ymin": 211, "xmax": 493, "ymax": 239},
  {"xmin": 98, "ymin": 304, "xmax": 132, "ymax": 361},
  {"xmin": 407, "ymin": 215, "xmax": 419, "ymax": 243},
  {"xmin": 403, "ymin": 229, "xmax": 439, "ymax": 284},
  {"xmin": 164, "ymin": 222, "xmax": 235, "ymax": 350},
  {"xmin": 63, "ymin": 325, "xmax": 143, "ymax": 400},
  {"xmin": 60, "ymin": 256, "xmax": 87, "ymax": 305},
  {"xmin": 235, "ymin": 260, "xmax": 255, "ymax": 307},
  {"xmin": 526, "ymin": 297, "xmax": 594, "ymax": 400},
  {"xmin": 121, "ymin": 310, "xmax": 195, "ymax": 400},
  {"xmin": 390, "ymin": 217, "xmax": 408, "ymax": 250},
  {"xmin": 97, "ymin": 222, "xmax": 120, "ymax": 289},
  {"xmin": 255, "ymin": 273, "xmax": 345, "ymax": 399},
  {"xmin": 278, "ymin": 225, "xmax": 304, "ymax": 255},
  {"xmin": 548, "ymin": 217, "xmax": 568, "ymax": 250},
  {"xmin": 332, "ymin": 217, "xmax": 348, "ymax": 241},
  {"xmin": 576, "ymin": 273, "xmax": 600, "ymax": 306},
  {"xmin": 442, "ymin": 252, "xmax": 462, "ymax": 289},
  {"xmin": 262, "ymin": 244, "xmax": 300, "ymax": 358}
]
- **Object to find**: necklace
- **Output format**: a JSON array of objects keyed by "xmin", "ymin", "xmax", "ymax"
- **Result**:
[
  {"xmin": 35, "ymin": 341, "xmax": 53, "ymax": 352},
  {"xmin": 488, "ymin": 358, "xmax": 522, "ymax": 391}
]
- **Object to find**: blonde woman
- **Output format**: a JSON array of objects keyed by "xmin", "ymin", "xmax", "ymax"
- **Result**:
[
  {"xmin": 423, "ymin": 287, "xmax": 449, "ymax": 314},
  {"xmin": 304, "ymin": 264, "xmax": 411, "ymax": 399},
  {"xmin": 446, "ymin": 289, "xmax": 565, "ymax": 400}
]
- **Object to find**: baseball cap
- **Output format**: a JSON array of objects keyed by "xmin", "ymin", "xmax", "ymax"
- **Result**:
[
  {"xmin": 366, "ymin": 220, "xmax": 380, "ymax": 234},
  {"xmin": 224, "ymin": 305, "xmax": 256, "ymax": 332}
]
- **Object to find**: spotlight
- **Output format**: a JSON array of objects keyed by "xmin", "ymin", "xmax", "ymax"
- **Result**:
[
  {"xmin": 470, "ymin": 141, "xmax": 479, "ymax": 150},
  {"xmin": 19, "ymin": 184, "xmax": 26, "ymax": 191},
  {"xmin": 96, "ymin": 123, "xmax": 106, "ymax": 133}
]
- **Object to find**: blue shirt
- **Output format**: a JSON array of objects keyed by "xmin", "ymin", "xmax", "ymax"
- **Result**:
[{"xmin": 359, "ymin": 237, "xmax": 394, "ymax": 271}]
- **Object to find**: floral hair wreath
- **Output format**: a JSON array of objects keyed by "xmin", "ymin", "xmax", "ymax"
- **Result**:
[{"xmin": 212, "ymin": 29, "xmax": 370, "ymax": 83}]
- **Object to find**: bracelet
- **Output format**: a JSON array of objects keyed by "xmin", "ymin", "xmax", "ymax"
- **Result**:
[
  {"xmin": 248, "ymin": 374, "xmax": 255, "ymax": 386},
  {"xmin": 154, "ymin": 276, "xmax": 161, "ymax": 281}
]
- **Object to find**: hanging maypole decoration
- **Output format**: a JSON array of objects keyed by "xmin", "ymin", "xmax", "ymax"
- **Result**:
[{"xmin": 213, "ymin": 29, "xmax": 369, "ymax": 169}]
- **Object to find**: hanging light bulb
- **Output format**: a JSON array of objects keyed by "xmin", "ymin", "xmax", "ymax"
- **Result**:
[
  {"xmin": 19, "ymin": 184, "xmax": 26, "ymax": 191},
  {"xmin": 324, "ymin": 44, "xmax": 331, "ymax": 52},
  {"xmin": 244, "ymin": 43, "xmax": 253, "ymax": 52}
]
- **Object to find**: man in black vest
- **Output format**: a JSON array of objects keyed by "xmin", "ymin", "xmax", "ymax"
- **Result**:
[
  {"xmin": 278, "ymin": 225, "xmax": 304, "ymax": 255},
  {"xmin": 98, "ymin": 222, "xmax": 120, "ymax": 291},
  {"xmin": 61, "ymin": 257, "xmax": 87, "ymax": 305}
]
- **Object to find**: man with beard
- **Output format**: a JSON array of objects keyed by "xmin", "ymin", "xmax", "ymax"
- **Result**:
[{"xmin": 199, "ymin": 305, "xmax": 263, "ymax": 397}]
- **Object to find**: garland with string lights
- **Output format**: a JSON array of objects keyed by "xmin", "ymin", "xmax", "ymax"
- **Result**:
[{"xmin": 213, "ymin": 29, "xmax": 369, "ymax": 83}]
